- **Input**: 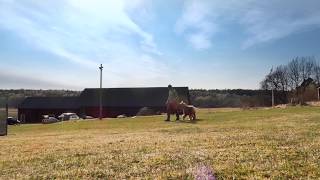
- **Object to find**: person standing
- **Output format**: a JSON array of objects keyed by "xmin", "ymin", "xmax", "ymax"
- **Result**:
[{"xmin": 165, "ymin": 84, "xmax": 180, "ymax": 121}]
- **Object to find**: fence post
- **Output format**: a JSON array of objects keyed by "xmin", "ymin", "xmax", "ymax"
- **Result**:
[{"xmin": 0, "ymin": 118, "xmax": 7, "ymax": 136}]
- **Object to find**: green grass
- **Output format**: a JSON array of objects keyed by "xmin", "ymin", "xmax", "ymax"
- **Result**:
[{"xmin": 1, "ymin": 107, "xmax": 320, "ymax": 179}]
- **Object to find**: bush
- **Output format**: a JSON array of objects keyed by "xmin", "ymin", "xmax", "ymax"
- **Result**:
[{"xmin": 136, "ymin": 107, "xmax": 158, "ymax": 116}]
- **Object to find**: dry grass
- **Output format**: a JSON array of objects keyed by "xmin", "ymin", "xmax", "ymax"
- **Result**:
[{"xmin": 1, "ymin": 107, "xmax": 320, "ymax": 179}]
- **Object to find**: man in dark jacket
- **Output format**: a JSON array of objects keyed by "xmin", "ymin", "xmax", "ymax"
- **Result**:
[{"xmin": 165, "ymin": 85, "xmax": 180, "ymax": 121}]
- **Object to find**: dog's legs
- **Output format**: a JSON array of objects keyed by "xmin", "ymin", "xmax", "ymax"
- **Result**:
[{"xmin": 176, "ymin": 112, "xmax": 180, "ymax": 121}]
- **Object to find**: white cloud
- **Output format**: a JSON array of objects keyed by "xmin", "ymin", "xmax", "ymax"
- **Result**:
[
  {"xmin": 176, "ymin": 0, "xmax": 320, "ymax": 49},
  {"xmin": 0, "ymin": 0, "xmax": 168, "ymax": 88},
  {"xmin": 2, "ymin": 0, "xmax": 320, "ymax": 89},
  {"xmin": 240, "ymin": 0, "xmax": 320, "ymax": 48},
  {"xmin": 187, "ymin": 33, "xmax": 211, "ymax": 50},
  {"xmin": 124, "ymin": 0, "xmax": 154, "ymax": 25},
  {"xmin": 175, "ymin": 0, "xmax": 218, "ymax": 50},
  {"xmin": 0, "ymin": 0, "xmax": 161, "ymax": 67}
]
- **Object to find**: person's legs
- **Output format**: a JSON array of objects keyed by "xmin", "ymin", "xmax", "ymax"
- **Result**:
[
  {"xmin": 171, "ymin": 101, "xmax": 179, "ymax": 121},
  {"xmin": 166, "ymin": 100, "xmax": 179, "ymax": 121},
  {"xmin": 165, "ymin": 102, "xmax": 171, "ymax": 121},
  {"xmin": 165, "ymin": 111, "xmax": 170, "ymax": 121}
]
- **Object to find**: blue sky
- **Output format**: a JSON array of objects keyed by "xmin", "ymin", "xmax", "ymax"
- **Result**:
[{"xmin": 1, "ymin": 0, "xmax": 320, "ymax": 90}]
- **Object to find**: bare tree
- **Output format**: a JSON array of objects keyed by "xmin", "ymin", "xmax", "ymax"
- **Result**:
[
  {"xmin": 260, "ymin": 68, "xmax": 275, "ymax": 90},
  {"xmin": 261, "ymin": 56, "xmax": 319, "ymax": 105},
  {"xmin": 274, "ymin": 65, "xmax": 289, "ymax": 92},
  {"xmin": 314, "ymin": 63, "xmax": 320, "ymax": 85},
  {"xmin": 305, "ymin": 57, "xmax": 316, "ymax": 78},
  {"xmin": 287, "ymin": 57, "xmax": 301, "ymax": 90}
]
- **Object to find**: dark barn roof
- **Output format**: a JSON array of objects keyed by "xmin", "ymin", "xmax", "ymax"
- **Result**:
[
  {"xmin": 80, "ymin": 87, "xmax": 190, "ymax": 107},
  {"xmin": 19, "ymin": 97, "xmax": 80, "ymax": 109}
]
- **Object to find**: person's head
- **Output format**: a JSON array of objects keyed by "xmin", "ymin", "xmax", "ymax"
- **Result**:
[{"xmin": 168, "ymin": 84, "xmax": 172, "ymax": 89}]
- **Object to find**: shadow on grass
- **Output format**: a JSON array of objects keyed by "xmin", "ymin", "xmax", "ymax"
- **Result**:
[
  {"xmin": 165, "ymin": 118, "xmax": 204, "ymax": 124},
  {"xmin": 165, "ymin": 119, "xmax": 203, "ymax": 124}
]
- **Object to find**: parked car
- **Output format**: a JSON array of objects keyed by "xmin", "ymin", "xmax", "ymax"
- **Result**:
[
  {"xmin": 6, "ymin": 117, "xmax": 20, "ymax": 125},
  {"xmin": 42, "ymin": 115, "xmax": 60, "ymax": 124},
  {"xmin": 117, "ymin": 114, "xmax": 127, "ymax": 118},
  {"xmin": 58, "ymin": 113, "xmax": 80, "ymax": 121},
  {"xmin": 83, "ymin": 116, "xmax": 94, "ymax": 119}
]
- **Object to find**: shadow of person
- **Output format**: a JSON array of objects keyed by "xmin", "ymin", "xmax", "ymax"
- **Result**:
[{"xmin": 176, "ymin": 119, "xmax": 198, "ymax": 124}]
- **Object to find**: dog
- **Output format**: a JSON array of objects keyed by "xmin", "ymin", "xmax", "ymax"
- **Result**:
[{"xmin": 179, "ymin": 101, "xmax": 196, "ymax": 121}]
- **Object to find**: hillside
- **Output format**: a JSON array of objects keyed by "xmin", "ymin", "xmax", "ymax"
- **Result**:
[{"xmin": 1, "ymin": 107, "xmax": 320, "ymax": 179}]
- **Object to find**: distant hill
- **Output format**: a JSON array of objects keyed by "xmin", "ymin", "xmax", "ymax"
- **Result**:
[{"xmin": 0, "ymin": 89, "xmax": 81, "ymax": 108}]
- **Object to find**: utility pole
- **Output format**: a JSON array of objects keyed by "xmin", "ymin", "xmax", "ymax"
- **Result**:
[
  {"xmin": 99, "ymin": 64, "xmax": 103, "ymax": 120},
  {"xmin": 5, "ymin": 97, "xmax": 8, "ymax": 118},
  {"xmin": 271, "ymin": 88, "xmax": 275, "ymax": 107}
]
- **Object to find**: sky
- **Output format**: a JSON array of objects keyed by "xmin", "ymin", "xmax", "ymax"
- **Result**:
[{"xmin": 1, "ymin": 0, "xmax": 320, "ymax": 90}]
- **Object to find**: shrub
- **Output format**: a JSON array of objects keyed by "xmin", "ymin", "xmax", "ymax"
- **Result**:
[{"xmin": 136, "ymin": 107, "xmax": 157, "ymax": 116}]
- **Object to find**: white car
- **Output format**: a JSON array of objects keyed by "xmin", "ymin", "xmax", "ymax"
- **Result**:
[
  {"xmin": 42, "ymin": 116, "xmax": 59, "ymax": 124},
  {"xmin": 58, "ymin": 113, "xmax": 80, "ymax": 121}
]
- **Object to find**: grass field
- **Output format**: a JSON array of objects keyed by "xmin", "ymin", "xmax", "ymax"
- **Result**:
[{"xmin": 1, "ymin": 107, "xmax": 320, "ymax": 179}]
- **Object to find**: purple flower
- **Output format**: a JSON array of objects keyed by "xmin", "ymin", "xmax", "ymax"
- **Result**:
[{"xmin": 194, "ymin": 165, "xmax": 216, "ymax": 180}]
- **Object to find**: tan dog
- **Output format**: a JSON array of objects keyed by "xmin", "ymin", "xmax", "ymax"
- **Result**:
[{"xmin": 179, "ymin": 101, "xmax": 196, "ymax": 121}]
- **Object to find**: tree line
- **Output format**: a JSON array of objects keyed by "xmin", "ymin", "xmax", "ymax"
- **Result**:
[
  {"xmin": 260, "ymin": 56, "xmax": 320, "ymax": 104},
  {"xmin": 0, "ymin": 89, "xmax": 81, "ymax": 108},
  {"xmin": 189, "ymin": 89, "xmax": 272, "ymax": 108}
]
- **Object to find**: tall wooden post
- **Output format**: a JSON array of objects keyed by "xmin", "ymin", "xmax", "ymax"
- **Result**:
[
  {"xmin": 272, "ymin": 89, "xmax": 275, "ymax": 107},
  {"xmin": 5, "ymin": 97, "xmax": 8, "ymax": 118},
  {"xmin": 99, "ymin": 64, "xmax": 103, "ymax": 120},
  {"xmin": 1, "ymin": 97, "xmax": 8, "ymax": 136}
]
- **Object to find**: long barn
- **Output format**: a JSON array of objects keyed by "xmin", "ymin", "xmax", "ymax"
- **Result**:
[
  {"xmin": 18, "ymin": 97, "xmax": 80, "ymax": 123},
  {"xmin": 18, "ymin": 87, "xmax": 190, "ymax": 123}
]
